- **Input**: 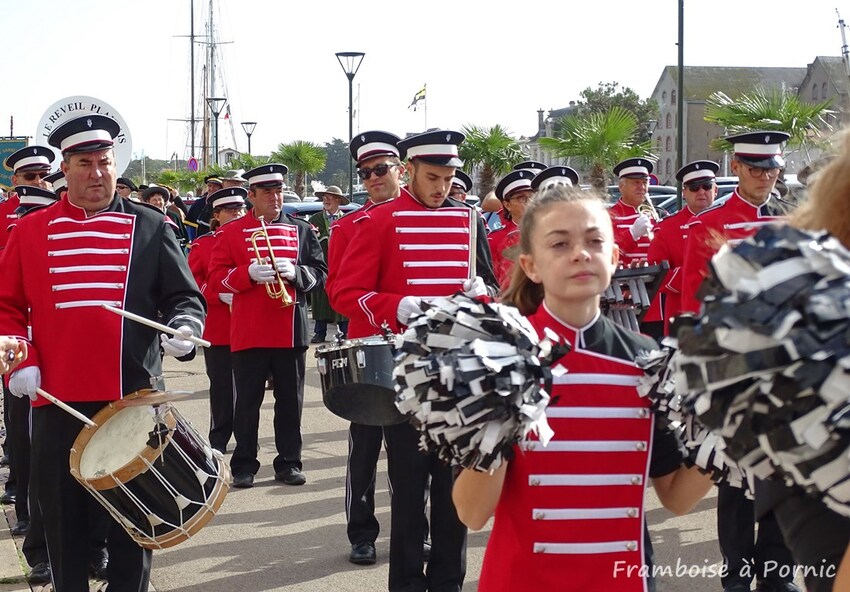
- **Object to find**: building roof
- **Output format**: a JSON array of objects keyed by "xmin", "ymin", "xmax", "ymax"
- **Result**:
[
  {"xmin": 803, "ymin": 56, "xmax": 850, "ymax": 97},
  {"xmin": 651, "ymin": 65, "xmax": 808, "ymax": 102}
]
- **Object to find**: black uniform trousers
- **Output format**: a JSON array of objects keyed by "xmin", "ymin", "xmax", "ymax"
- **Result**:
[
  {"xmin": 346, "ymin": 422, "xmax": 383, "ymax": 545},
  {"xmin": 203, "ymin": 345, "xmax": 236, "ymax": 452},
  {"xmin": 32, "ymin": 403, "xmax": 151, "ymax": 592},
  {"xmin": 384, "ymin": 421, "xmax": 466, "ymax": 592},
  {"xmin": 231, "ymin": 347, "xmax": 305, "ymax": 476},
  {"xmin": 4, "ymin": 385, "xmax": 30, "ymax": 521},
  {"xmin": 717, "ymin": 483, "xmax": 795, "ymax": 587}
]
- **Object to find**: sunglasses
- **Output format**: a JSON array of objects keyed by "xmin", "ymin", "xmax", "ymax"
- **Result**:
[
  {"xmin": 357, "ymin": 163, "xmax": 396, "ymax": 180},
  {"xmin": 18, "ymin": 171, "xmax": 49, "ymax": 182},
  {"xmin": 685, "ymin": 182, "xmax": 714, "ymax": 192}
]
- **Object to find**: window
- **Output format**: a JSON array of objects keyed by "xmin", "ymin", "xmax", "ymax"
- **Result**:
[
  {"xmin": 666, "ymin": 159, "xmax": 672, "ymax": 176},
  {"xmin": 813, "ymin": 84, "xmax": 818, "ymax": 100},
  {"xmin": 666, "ymin": 113, "xmax": 672, "ymax": 128},
  {"xmin": 666, "ymin": 137, "xmax": 672, "ymax": 151},
  {"xmin": 822, "ymin": 82, "xmax": 828, "ymax": 98},
  {"xmin": 671, "ymin": 90, "xmax": 677, "ymax": 105},
  {"xmin": 662, "ymin": 91, "xmax": 668, "ymax": 103},
  {"xmin": 656, "ymin": 137, "xmax": 662, "ymax": 152}
]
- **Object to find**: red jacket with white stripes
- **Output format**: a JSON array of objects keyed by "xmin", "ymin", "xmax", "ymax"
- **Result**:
[
  {"xmin": 680, "ymin": 190, "xmax": 787, "ymax": 313},
  {"xmin": 208, "ymin": 210, "xmax": 326, "ymax": 351},
  {"xmin": 0, "ymin": 193, "xmax": 20, "ymax": 251},
  {"xmin": 487, "ymin": 218, "xmax": 519, "ymax": 292},
  {"xmin": 188, "ymin": 231, "xmax": 231, "ymax": 346},
  {"xmin": 479, "ymin": 305, "xmax": 684, "ymax": 591}
]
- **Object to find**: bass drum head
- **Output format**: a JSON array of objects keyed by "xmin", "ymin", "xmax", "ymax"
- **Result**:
[{"xmin": 317, "ymin": 338, "xmax": 407, "ymax": 426}]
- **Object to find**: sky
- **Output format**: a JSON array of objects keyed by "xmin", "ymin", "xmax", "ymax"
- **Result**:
[{"xmin": 3, "ymin": 0, "xmax": 847, "ymax": 164}]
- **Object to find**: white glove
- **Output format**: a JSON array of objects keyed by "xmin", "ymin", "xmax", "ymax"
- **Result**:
[
  {"xmin": 462, "ymin": 276, "xmax": 488, "ymax": 298},
  {"xmin": 9, "ymin": 366, "xmax": 40, "ymax": 401},
  {"xmin": 629, "ymin": 214, "xmax": 653, "ymax": 240},
  {"xmin": 218, "ymin": 293, "xmax": 234, "ymax": 306},
  {"xmin": 397, "ymin": 296, "xmax": 423, "ymax": 325},
  {"xmin": 249, "ymin": 262, "xmax": 276, "ymax": 284},
  {"xmin": 161, "ymin": 326, "xmax": 195, "ymax": 358},
  {"xmin": 275, "ymin": 259, "xmax": 296, "ymax": 281}
]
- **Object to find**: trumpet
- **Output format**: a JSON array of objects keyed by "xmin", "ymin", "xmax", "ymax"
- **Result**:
[
  {"xmin": 250, "ymin": 216, "xmax": 294, "ymax": 307},
  {"xmin": 637, "ymin": 201, "xmax": 661, "ymax": 241}
]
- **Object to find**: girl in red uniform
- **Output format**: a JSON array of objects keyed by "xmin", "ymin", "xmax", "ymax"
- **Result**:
[{"xmin": 453, "ymin": 185, "xmax": 713, "ymax": 592}]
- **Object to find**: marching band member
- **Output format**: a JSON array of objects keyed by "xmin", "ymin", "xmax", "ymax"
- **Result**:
[
  {"xmin": 448, "ymin": 169, "xmax": 473, "ymax": 202},
  {"xmin": 185, "ymin": 175, "xmax": 224, "ymax": 240},
  {"xmin": 608, "ymin": 158, "xmax": 663, "ymax": 337},
  {"xmin": 209, "ymin": 164, "xmax": 326, "ymax": 489},
  {"xmin": 188, "ymin": 187, "xmax": 247, "ymax": 454},
  {"xmin": 645, "ymin": 160, "xmax": 718, "ymax": 335},
  {"xmin": 327, "ymin": 131, "xmax": 405, "ymax": 566},
  {"xmin": 488, "ymin": 168, "xmax": 536, "ymax": 291},
  {"xmin": 679, "ymin": 131, "xmax": 798, "ymax": 592},
  {"xmin": 308, "ymin": 185, "xmax": 349, "ymax": 343},
  {"xmin": 453, "ymin": 184, "xmax": 713, "ymax": 592},
  {"xmin": 0, "ymin": 114, "xmax": 206, "ymax": 592},
  {"xmin": 332, "ymin": 130, "xmax": 497, "ymax": 592}
]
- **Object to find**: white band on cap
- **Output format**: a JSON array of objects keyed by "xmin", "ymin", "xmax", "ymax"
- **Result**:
[
  {"xmin": 61, "ymin": 129, "xmax": 114, "ymax": 152},
  {"xmin": 452, "ymin": 177, "xmax": 468, "ymax": 190},
  {"xmin": 539, "ymin": 176, "xmax": 573, "ymax": 188},
  {"xmin": 14, "ymin": 156, "xmax": 51, "ymax": 172},
  {"xmin": 248, "ymin": 172, "xmax": 284, "ymax": 186},
  {"xmin": 734, "ymin": 142, "xmax": 782, "ymax": 157},
  {"xmin": 213, "ymin": 195, "xmax": 245, "ymax": 208},
  {"xmin": 618, "ymin": 165, "xmax": 650, "ymax": 178},
  {"xmin": 682, "ymin": 170, "xmax": 716, "ymax": 184},
  {"xmin": 357, "ymin": 142, "xmax": 399, "ymax": 161},
  {"xmin": 52, "ymin": 179, "xmax": 67, "ymax": 191},
  {"xmin": 19, "ymin": 195, "xmax": 55, "ymax": 207},
  {"xmin": 502, "ymin": 178, "xmax": 533, "ymax": 197},
  {"xmin": 406, "ymin": 143, "xmax": 459, "ymax": 160}
]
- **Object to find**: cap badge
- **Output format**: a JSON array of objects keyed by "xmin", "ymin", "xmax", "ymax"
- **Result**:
[
  {"xmin": 446, "ymin": 133, "xmax": 451, "ymax": 142},
  {"xmin": 637, "ymin": 159, "xmax": 643, "ymax": 165},
  {"xmin": 360, "ymin": 135, "xmax": 365, "ymax": 141},
  {"xmin": 764, "ymin": 135, "xmax": 770, "ymax": 143},
  {"xmin": 32, "ymin": 149, "xmax": 37, "ymax": 155},
  {"xmin": 695, "ymin": 163, "xmax": 701, "ymax": 169},
  {"xmin": 86, "ymin": 118, "xmax": 93, "ymax": 128}
]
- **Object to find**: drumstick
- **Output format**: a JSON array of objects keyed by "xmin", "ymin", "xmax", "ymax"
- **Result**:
[
  {"xmin": 35, "ymin": 388, "xmax": 97, "ymax": 427},
  {"xmin": 101, "ymin": 304, "xmax": 211, "ymax": 348}
]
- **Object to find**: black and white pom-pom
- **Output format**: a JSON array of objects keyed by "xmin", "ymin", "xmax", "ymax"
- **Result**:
[
  {"xmin": 673, "ymin": 225, "xmax": 850, "ymax": 516},
  {"xmin": 393, "ymin": 295, "xmax": 568, "ymax": 472},
  {"xmin": 637, "ymin": 342, "xmax": 753, "ymax": 495}
]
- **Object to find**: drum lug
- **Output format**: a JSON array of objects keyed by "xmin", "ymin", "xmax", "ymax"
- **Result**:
[
  {"xmin": 356, "ymin": 349, "xmax": 366, "ymax": 369},
  {"xmin": 147, "ymin": 422, "xmax": 170, "ymax": 449}
]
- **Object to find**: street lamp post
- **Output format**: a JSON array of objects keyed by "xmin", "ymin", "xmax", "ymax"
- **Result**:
[
  {"xmin": 241, "ymin": 121, "xmax": 257, "ymax": 156},
  {"xmin": 335, "ymin": 52, "xmax": 365, "ymax": 197},
  {"xmin": 206, "ymin": 97, "xmax": 227, "ymax": 166}
]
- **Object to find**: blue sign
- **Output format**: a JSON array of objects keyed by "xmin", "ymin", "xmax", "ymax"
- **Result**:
[
  {"xmin": 0, "ymin": 138, "xmax": 29, "ymax": 189},
  {"xmin": 187, "ymin": 157, "xmax": 199, "ymax": 172}
]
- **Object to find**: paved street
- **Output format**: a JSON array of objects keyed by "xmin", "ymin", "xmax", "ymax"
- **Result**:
[{"xmin": 0, "ymin": 345, "xmax": 783, "ymax": 591}]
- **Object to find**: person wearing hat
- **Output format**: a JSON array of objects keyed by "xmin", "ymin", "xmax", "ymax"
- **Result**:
[
  {"xmin": 141, "ymin": 185, "xmax": 189, "ymax": 251},
  {"xmin": 209, "ymin": 163, "xmax": 326, "ymax": 489},
  {"xmin": 487, "ymin": 167, "xmax": 547, "ymax": 290},
  {"xmin": 646, "ymin": 160, "xmax": 719, "ymax": 336},
  {"xmin": 44, "ymin": 170, "xmax": 67, "ymax": 198},
  {"xmin": 221, "ymin": 169, "xmax": 247, "ymax": 189},
  {"xmin": 513, "ymin": 159, "xmax": 548, "ymax": 175},
  {"xmin": 0, "ymin": 146, "xmax": 55, "ymax": 251},
  {"xmin": 116, "ymin": 177, "xmax": 138, "ymax": 200},
  {"xmin": 185, "ymin": 174, "xmax": 224, "ymax": 240},
  {"xmin": 680, "ymin": 131, "xmax": 799, "ymax": 592},
  {"xmin": 448, "ymin": 170, "xmax": 473, "ymax": 202},
  {"xmin": 307, "ymin": 186, "xmax": 349, "ymax": 343},
  {"xmin": 609, "ymin": 157, "xmax": 665, "ymax": 337},
  {"xmin": 188, "ymin": 187, "xmax": 247, "ymax": 454},
  {"xmin": 0, "ymin": 113, "xmax": 206, "ymax": 592},
  {"xmin": 325, "ymin": 131, "xmax": 408, "ymax": 566},
  {"xmin": 333, "ymin": 129, "xmax": 499, "ymax": 592}
]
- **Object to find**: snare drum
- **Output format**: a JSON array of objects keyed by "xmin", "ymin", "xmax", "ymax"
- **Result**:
[
  {"xmin": 316, "ymin": 336, "xmax": 406, "ymax": 426},
  {"xmin": 69, "ymin": 393, "xmax": 230, "ymax": 549}
]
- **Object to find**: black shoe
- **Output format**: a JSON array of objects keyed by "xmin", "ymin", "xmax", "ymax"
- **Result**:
[
  {"xmin": 423, "ymin": 541, "xmax": 431, "ymax": 562},
  {"xmin": 232, "ymin": 473, "xmax": 254, "ymax": 488},
  {"xmin": 90, "ymin": 556, "xmax": 108, "ymax": 580},
  {"xmin": 349, "ymin": 542, "xmax": 376, "ymax": 565},
  {"xmin": 27, "ymin": 562, "xmax": 51, "ymax": 585},
  {"xmin": 310, "ymin": 334, "xmax": 326, "ymax": 344},
  {"xmin": 274, "ymin": 467, "xmax": 306, "ymax": 486},
  {"xmin": 0, "ymin": 490, "xmax": 16, "ymax": 505},
  {"xmin": 10, "ymin": 519, "xmax": 29, "ymax": 536}
]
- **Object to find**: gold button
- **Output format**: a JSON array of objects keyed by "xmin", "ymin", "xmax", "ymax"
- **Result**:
[
  {"xmin": 534, "ymin": 545, "xmax": 545, "ymax": 554},
  {"xmin": 631, "ymin": 475, "xmax": 642, "ymax": 485},
  {"xmin": 626, "ymin": 541, "xmax": 637, "ymax": 551},
  {"xmin": 627, "ymin": 508, "xmax": 638, "ymax": 518},
  {"xmin": 638, "ymin": 409, "xmax": 649, "ymax": 418},
  {"xmin": 635, "ymin": 441, "xmax": 647, "ymax": 451},
  {"xmin": 534, "ymin": 511, "xmax": 545, "ymax": 520},
  {"xmin": 530, "ymin": 478, "xmax": 541, "ymax": 486}
]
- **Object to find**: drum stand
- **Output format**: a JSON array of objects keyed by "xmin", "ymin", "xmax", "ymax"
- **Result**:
[{"xmin": 601, "ymin": 262, "xmax": 669, "ymax": 332}]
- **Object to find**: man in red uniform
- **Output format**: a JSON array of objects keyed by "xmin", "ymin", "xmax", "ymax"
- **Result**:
[
  {"xmin": 1, "ymin": 146, "xmax": 55, "ymax": 251},
  {"xmin": 679, "ymin": 131, "xmax": 799, "ymax": 592},
  {"xmin": 488, "ymin": 168, "xmax": 535, "ymax": 290},
  {"xmin": 0, "ymin": 113, "xmax": 206, "ymax": 592},
  {"xmin": 333, "ymin": 130, "xmax": 497, "ymax": 592},
  {"xmin": 209, "ymin": 164, "xmax": 326, "ymax": 489},
  {"xmin": 608, "ymin": 157, "xmax": 664, "ymax": 337},
  {"xmin": 326, "ymin": 131, "xmax": 406, "ymax": 566},
  {"xmin": 646, "ymin": 160, "xmax": 718, "ymax": 335},
  {"xmin": 188, "ymin": 187, "xmax": 247, "ymax": 454}
]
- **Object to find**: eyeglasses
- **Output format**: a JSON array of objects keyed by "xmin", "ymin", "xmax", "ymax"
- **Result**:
[
  {"xmin": 745, "ymin": 166, "xmax": 780, "ymax": 179},
  {"xmin": 357, "ymin": 163, "xmax": 396, "ymax": 180},
  {"xmin": 505, "ymin": 194, "xmax": 531, "ymax": 204},
  {"xmin": 18, "ymin": 171, "xmax": 49, "ymax": 182},
  {"xmin": 684, "ymin": 182, "xmax": 714, "ymax": 192},
  {"xmin": 116, "ymin": 185, "xmax": 129, "ymax": 190}
]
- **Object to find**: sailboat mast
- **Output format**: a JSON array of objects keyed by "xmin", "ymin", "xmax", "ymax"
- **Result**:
[{"xmin": 190, "ymin": 0, "xmax": 195, "ymax": 159}]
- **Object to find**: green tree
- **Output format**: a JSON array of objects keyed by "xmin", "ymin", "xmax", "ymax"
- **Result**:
[
  {"xmin": 458, "ymin": 124, "xmax": 525, "ymax": 197},
  {"xmin": 540, "ymin": 106, "xmax": 653, "ymax": 192},
  {"xmin": 704, "ymin": 87, "xmax": 834, "ymax": 156},
  {"xmin": 318, "ymin": 138, "xmax": 351, "ymax": 188},
  {"xmin": 227, "ymin": 153, "xmax": 271, "ymax": 171},
  {"xmin": 271, "ymin": 141, "xmax": 327, "ymax": 197},
  {"xmin": 577, "ymin": 82, "xmax": 659, "ymax": 144}
]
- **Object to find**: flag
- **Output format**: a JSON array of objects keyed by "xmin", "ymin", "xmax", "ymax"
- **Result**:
[
  {"xmin": 408, "ymin": 85, "xmax": 426, "ymax": 111},
  {"xmin": 224, "ymin": 104, "xmax": 231, "ymax": 120}
]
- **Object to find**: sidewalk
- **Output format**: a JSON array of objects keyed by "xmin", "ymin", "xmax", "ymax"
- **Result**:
[{"xmin": 0, "ymin": 469, "xmax": 38, "ymax": 592}]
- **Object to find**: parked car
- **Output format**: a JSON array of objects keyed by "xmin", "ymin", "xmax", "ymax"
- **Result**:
[
  {"xmin": 283, "ymin": 202, "xmax": 360, "ymax": 222},
  {"xmin": 351, "ymin": 190, "xmax": 370, "ymax": 206},
  {"xmin": 283, "ymin": 191, "xmax": 301, "ymax": 203}
]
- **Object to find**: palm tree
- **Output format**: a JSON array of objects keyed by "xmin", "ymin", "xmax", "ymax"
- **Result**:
[
  {"xmin": 271, "ymin": 141, "xmax": 327, "ymax": 197},
  {"xmin": 704, "ymin": 87, "xmax": 834, "ymax": 157},
  {"xmin": 540, "ymin": 106, "xmax": 653, "ymax": 192},
  {"xmin": 458, "ymin": 125, "xmax": 525, "ymax": 197},
  {"xmin": 227, "ymin": 153, "xmax": 271, "ymax": 171}
]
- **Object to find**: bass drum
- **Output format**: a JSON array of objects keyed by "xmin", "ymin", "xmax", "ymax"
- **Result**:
[{"xmin": 315, "ymin": 336, "xmax": 406, "ymax": 426}]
